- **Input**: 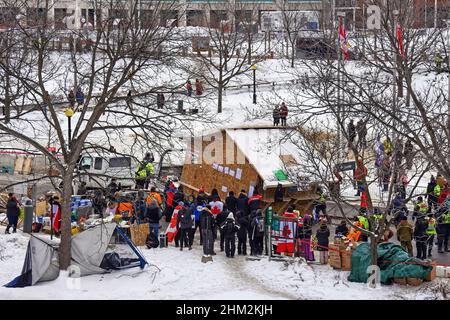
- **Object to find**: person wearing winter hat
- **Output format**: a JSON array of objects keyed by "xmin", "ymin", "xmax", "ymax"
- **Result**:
[
  {"xmin": 176, "ymin": 202, "xmax": 193, "ymax": 251},
  {"xmin": 220, "ymin": 212, "xmax": 240, "ymax": 258},
  {"xmin": 316, "ymin": 223, "xmax": 330, "ymax": 264},
  {"xmin": 200, "ymin": 207, "xmax": 215, "ymax": 256}
]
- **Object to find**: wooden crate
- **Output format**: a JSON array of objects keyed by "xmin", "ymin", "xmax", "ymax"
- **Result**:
[
  {"xmin": 425, "ymin": 260, "xmax": 437, "ymax": 282},
  {"xmin": 393, "ymin": 278, "xmax": 407, "ymax": 285},
  {"xmin": 407, "ymin": 277, "xmax": 423, "ymax": 286},
  {"xmin": 130, "ymin": 223, "xmax": 149, "ymax": 246},
  {"xmin": 341, "ymin": 251, "xmax": 352, "ymax": 271}
]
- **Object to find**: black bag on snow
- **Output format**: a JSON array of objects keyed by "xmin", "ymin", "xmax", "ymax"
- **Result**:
[{"xmin": 146, "ymin": 232, "xmax": 160, "ymax": 249}]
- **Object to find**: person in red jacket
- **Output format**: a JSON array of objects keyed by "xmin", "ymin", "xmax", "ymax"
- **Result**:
[
  {"xmin": 438, "ymin": 182, "xmax": 449, "ymax": 205},
  {"xmin": 279, "ymin": 102, "xmax": 288, "ymax": 126},
  {"xmin": 248, "ymin": 190, "xmax": 263, "ymax": 213}
]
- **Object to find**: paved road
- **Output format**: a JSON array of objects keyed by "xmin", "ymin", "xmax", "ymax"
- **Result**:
[{"xmin": 326, "ymin": 203, "xmax": 450, "ymax": 266}]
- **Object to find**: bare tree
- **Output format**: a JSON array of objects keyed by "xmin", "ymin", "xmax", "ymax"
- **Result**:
[
  {"xmin": 0, "ymin": 0, "xmax": 212, "ymax": 269},
  {"xmin": 186, "ymin": 1, "xmax": 266, "ymax": 113}
]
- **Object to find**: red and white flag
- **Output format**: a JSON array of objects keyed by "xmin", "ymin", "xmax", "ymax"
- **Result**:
[
  {"xmin": 339, "ymin": 20, "xmax": 350, "ymax": 60},
  {"xmin": 397, "ymin": 23, "xmax": 406, "ymax": 60},
  {"xmin": 166, "ymin": 205, "xmax": 181, "ymax": 242},
  {"xmin": 51, "ymin": 204, "xmax": 61, "ymax": 233}
]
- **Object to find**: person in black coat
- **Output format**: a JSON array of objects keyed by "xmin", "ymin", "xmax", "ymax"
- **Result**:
[
  {"xmin": 335, "ymin": 220, "xmax": 349, "ymax": 236},
  {"xmin": 200, "ymin": 207, "xmax": 215, "ymax": 255},
  {"xmin": 216, "ymin": 205, "xmax": 229, "ymax": 251},
  {"xmin": 173, "ymin": 188, "xmax": 185, "ymax": 205},
  {"xmin": 220, "ymin": 212, "xmax": 240, "ymax": 258},
  {"xmin": 236, "ymin": 210, "xmax": 249, "ymax": 255},
  {"xmin": 5, "ymin": 193, "xmax": 20, "ymax": 234},
  {"xmin": 316, "ymin": 223, "xmax": 330, "ymax": 264},
  {"xmin": 414, "ymin": 214, "xmax": 429, "ymax": 260},
  {"xmin": 177, "ymin": 204, "xmax": 193, "ymax": 251},
  {"xmin": 250, "ymin": 209, "xmax": 264, "ymax": 256},
  {"xmin": 236, "ymin": 190, "xmax": 249, "ymax": 216},
  {"xmin": 146, "ymin": 199, "xmax": 161, "ymax": 236},
  {"xmin": 225, "ymin": 191, "xmax": 237, "ymax": 214},
  {"xmin": 426, "ymin": 176, "xmax": 437, "ymax": 212}
]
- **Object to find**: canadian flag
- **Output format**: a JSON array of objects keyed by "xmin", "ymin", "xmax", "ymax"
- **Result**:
[
  {"xmin": 166, "ymin": 205, "xmax": 181, "ymax": 242},
  {"xmin": 209, "ymin": 200, "xmax": 223, "ymax": 215}
]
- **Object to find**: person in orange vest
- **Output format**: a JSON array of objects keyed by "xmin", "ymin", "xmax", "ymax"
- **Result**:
[
  {"xmin": 146, "ymin": 186, "xmax": 163, "ymax": 207},
  {"xmin": 348, "ymin": 217, "xmax": 362, "ymax": 243}
]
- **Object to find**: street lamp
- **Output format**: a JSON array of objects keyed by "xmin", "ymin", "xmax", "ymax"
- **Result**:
[
  {"xmin": 250, "ymin": 64, "xmax": 257, "ymax": 104},
  {"xmin": 64, "ymin": 107, "xmax": 74, "ymax": 150}
]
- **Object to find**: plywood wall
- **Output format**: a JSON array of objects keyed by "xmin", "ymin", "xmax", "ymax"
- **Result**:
[{"xmin": 181, "ymin": 130, "xmax": 262, "ymax": 200}]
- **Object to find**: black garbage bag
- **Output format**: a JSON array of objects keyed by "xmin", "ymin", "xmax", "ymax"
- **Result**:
[
  {"xmin": 146, "ymin": 232, "xmax": 159, "ymax": 249},
  {"xmin": 100, "ymin": 252, "xmax": 122, "ymax": 270}
]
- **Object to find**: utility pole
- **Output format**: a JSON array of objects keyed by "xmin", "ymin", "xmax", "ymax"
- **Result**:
[
  {"xmin": 434, "ymin": 0, "xmax": 438, "ymax": 29},
  {"xmin": 337, "ymin": 11, "xmax": 346, "ymax": 161}
]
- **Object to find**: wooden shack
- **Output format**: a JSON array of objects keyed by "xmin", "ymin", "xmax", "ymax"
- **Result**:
[{"xmin": 180, "ymin": 126, "xmax": 318, "ymax": 215}]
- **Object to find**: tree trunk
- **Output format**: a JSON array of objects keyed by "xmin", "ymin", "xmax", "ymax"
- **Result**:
[
  {"xmin": 218, "ymin": 82, "xmax": 223, "ymax": 114},
  {"xmin": 291, "ymin": 41, "xmax": 295, "ymax": 68},
  {"xmin": 59, "ymin": 170, "xmax": 74, "ymax": 270},
  {"xmin": 368, "ymin": 234, "xmax": 378, "ymax": 288}
]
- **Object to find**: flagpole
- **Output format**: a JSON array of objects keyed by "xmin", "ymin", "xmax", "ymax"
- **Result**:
[
  {"xmin": 337, "ymin": 12, "xmax": 346, "ymax": 162},
  {"xmin": 393, "ymin": 10, "xmax": 399, "ymax": 140}
]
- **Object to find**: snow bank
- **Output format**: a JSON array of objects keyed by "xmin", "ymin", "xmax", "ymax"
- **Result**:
[{"xmin": 0, "ymin": 227, "xmax": 447, "ymax": 300}]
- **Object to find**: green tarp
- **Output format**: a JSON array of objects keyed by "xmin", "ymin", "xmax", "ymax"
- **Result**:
[
  {"xmin": 273, "ymin": 169, "xmax": 288, "ymax": 181},
  {"xmin": 348, "ymin": 242, "xmax": 433, "ymax": 284}
]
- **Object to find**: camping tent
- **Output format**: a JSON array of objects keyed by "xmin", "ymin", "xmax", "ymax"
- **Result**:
[{"xmin": 5, "ymin": 223, "xmax": 147, "ymax": 288}]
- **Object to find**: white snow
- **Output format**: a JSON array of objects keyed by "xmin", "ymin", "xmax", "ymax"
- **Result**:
[{"xmin": 0, "ymin": 227, "xmax": 446, "ymax": 300}]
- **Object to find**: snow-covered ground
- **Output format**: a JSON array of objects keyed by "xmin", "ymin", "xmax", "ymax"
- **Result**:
[{"xmin": 0, "ymin": 226, "xmax": 447, "ymax": 300}]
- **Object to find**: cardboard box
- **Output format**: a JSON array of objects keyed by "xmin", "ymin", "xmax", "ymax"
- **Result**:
[
  {"xmin": 407, "ymin": 277, "xmax": 423, "ymax": 286},
  {"xmin": 393, "ymin": 278, "xmax": 407, "ymax": 285},
  {"xmin": 43, "ymin": 226, "xmax": 52, "ymax": 235},
  {"xmin": 341, "ymin": 251, "xmax": 352, "ymax": 271},
  {"xmin": 329, "ymin": 255, "xmax": 341, "ymax": 269},
  {"xmin": 424, "ymin": 261, "xmax": 437, "ymax": 282}
]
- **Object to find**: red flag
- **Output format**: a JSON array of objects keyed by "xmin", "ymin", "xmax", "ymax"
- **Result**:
[
  {"xmin": 339, "ymin": 20, "xmax": 350, "ymax": 60},
  {"xmin": 396, "ymin": 23, "xmax": 405, "ymax": 60}
]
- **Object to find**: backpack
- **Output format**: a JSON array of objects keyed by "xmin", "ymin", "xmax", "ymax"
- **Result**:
[
  {"xmin": 226, "ymin": 220, "xmax": 235, "ymax": 233},
  {"xmin": 146, "ymin": 232, "xmax": 160, "ymax": 249},
  {"xmin": 255, "ymin": 217, "xmax": 265, "ymax": 234},
  {"xmin": 180, "ymin": 210, "xmax": 191, "ymax": 226}
]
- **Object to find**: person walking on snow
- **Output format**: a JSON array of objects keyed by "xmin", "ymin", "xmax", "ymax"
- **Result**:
[
  {"xmin": 414, "ymin": 213, "xmax": 429, "ymax": 260},
  {"xmin": 5, "ymin": 193, "xmax": 20, "ymax": 234},
  {"xmin": 220, "ymin": 212, "xmax": 240, "ymax": 258},
  {"xmin": 67, "ymin": 89, "xmax": 76, "ymax": 107},
  {"xmin": 176, "ymin": 202, "xmax": 193, "ymax": 251},
  {"xmin": 316, "ymin": 223, "xmax": 330, "ymax": 264},
  {"xmin": 186, "ymin": 80, "xmax": 193, "ymax": 97},
  {"xmin": 200, "ymin": 207, "xmax": 215, "ymax": 257},
  {"xmin": 425, "ymin": 213, "xmax": 437, "ymax": 258},
  {"xmin": 250, "ymin": 209, "xmax": 264, "ymax": 256},
  {"xmin": 195, "ymin": 79, "xmax": 203, "ymax": 96},
  {"xmin": 75, "ymin": 87, "xmax": 85, "ymax": 106},
  {"xmin": 272, "ymin": 105, "xmax": 280, "ymax": 126},
  {"xmin": 279, "ymin": 102, "xmax": 288, "ymax": 126},
  {"xmin": 236, "ymin": 210, "xmax": 249, "ymax": 255},
  {"xmin": 397, "ymin": 215, "xmax": 414, "ymax": 256}
]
